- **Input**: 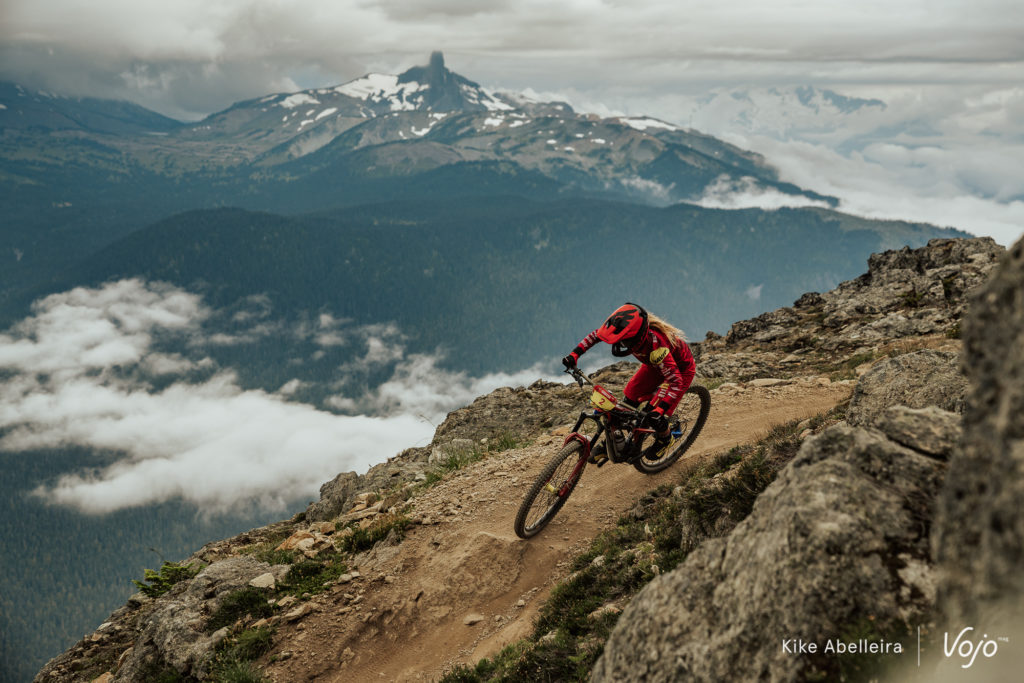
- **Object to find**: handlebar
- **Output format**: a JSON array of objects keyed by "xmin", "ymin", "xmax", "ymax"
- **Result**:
[
  {"xmin": 564, "ymin": 365, "xmax": 593, "ymax": 387},
  {"xmin": 564, "ymin": 365, "xmax": 647, "ymax": 420}
]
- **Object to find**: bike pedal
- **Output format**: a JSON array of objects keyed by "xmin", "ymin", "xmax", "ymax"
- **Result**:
[{"xmin": 593, "ymin": 455, "xmax": 608, "ymax": 468}]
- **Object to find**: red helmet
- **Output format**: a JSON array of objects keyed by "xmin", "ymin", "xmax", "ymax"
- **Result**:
[{"xmin": 597, "ymin": 303, "xmax": 649, "ymax": 357}]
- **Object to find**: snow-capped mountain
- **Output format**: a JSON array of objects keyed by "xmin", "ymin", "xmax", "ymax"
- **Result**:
[
  {"xmin": 1, "ymin": 51, "xmax": 841, "ymax": 307},
  {"xmin": 677, "ymin": 85, "xmax": 888, "ymax": 142}
]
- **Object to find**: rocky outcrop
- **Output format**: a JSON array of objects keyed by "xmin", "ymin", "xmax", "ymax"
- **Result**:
[
  {"xmin": 698, "ymin": 237, "xmax": 1002, "ymax": 383},
  {"xmin": 593, "ymin": 405, "xmax": 957, "ymax": 682},
  {"xmin": 594, "ymin": 237, "xmax": 1019, "ymax": 681},
  {"xmin": 817, "ymin": 237, "xmax": 1002, "ymax": 342},
  {"xmin": 846, "ymin": 350, "xmax": 968, "ymax": 426},
  {"xmin": 33, "ymin": 556, "xmax": 290, "ymax": 683},
  {"xmin": 935, "ymin": 237, "xmax": 1024, "ymax": 634},
  {"xmin": 113, "ymin": 558, "xmax": 289, "ymax": 682}
]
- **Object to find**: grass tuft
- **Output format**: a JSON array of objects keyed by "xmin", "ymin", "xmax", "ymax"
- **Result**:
[
  {"xmin": 277, "ymin": 556, "xmax": 349, "ymax": 597},
  {"xmin": 207, "ymin": 587, "xmax": 274, "ymax": 632},
  {"xmin": 337, "ymin": 513, "xmax": 411, "ymax": 555}
]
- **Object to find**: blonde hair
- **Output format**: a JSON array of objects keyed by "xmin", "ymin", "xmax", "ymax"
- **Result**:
[{"xmin": 649, "ymin": 313, "xmax": 687, "ymax": 346}]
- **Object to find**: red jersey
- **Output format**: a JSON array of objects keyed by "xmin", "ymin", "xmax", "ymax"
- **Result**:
[{"xmin": 572, "ymin": 326, "xmax": 696, "ymax": 415}]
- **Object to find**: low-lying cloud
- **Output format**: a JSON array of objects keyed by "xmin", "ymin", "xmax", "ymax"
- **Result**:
[
  {"xmin": 639, "ymin": 85, "xmax": 1024, "ymax": 246},
  {"xmin": 0, "ymin": 279, "xmax": 556, "ymax": 514},
  {"xmin": 695, "ymin": 175, "xmax": 834, "ymax": 211}
]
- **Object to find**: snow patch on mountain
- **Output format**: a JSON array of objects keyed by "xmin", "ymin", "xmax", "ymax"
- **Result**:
[
  {"xmin": 620, "ymin": 117, "xmax": 679, "ymax": 132},
  {"xmin": 279, "ymin": 93, "xmax": 320, "ymax": 109},
  {"xmin": 334, "ymin": 74, "xmax": 429, "ymax": 111},
  {"xmin": 469, "ymin": 86, "xmax": 514, "ymax": 112}
]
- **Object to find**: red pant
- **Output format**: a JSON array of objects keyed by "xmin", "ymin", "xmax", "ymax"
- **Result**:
[{"xmin": 623, "ymin": 363, "xmax": 695, "ymax": 416}]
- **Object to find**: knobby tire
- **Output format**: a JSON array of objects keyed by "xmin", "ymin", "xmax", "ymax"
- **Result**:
[
  {"xmin": 633, "ymin": 384, "xmax": 711, "ymax": 474},
  {"xmin": 513, "ymin": 441, "xmax": 587, "ymax": 539}
]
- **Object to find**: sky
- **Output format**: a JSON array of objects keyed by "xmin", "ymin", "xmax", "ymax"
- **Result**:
[{"xmin": 2, "ymin": 0, "xmax": 1022, "ymax": 244}]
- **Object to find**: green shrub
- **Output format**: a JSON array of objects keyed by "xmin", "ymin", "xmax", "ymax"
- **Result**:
[
  {"xmin": 222, "ymin": 626, "xmax": 275, "ymax": 661},
  {"xmin": 277, "ymin": 556, "xmax": 349, "ymax": 597},
  {"xmin": 207, "ymin": 587, "xmax": 274, "ymax": 631},
  {"xmin": 138, "ymin": 659, "xmax": 187, "ymax": 683},
  {"xmin": 239, "ymin": 531, "xmax": 297, "ymax": 565},
  {"xmin": 133, "ymin": 561, "xmax": 201, "ymax": 598},
  {"xmin": 337, "ymin": 514, "xmax": 410, "ymax": 554}
]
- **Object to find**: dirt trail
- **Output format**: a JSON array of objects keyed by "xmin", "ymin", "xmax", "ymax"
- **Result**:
[{"xmin": 264, "ymin": 378, "xmax": 852, "ymax": 682}]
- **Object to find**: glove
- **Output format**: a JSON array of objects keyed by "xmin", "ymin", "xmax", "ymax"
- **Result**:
[
  {"xmin": 562, "ymin": 353, "xmax": 578, "ymax": 369},
  {"xmin": 643, "ymin": 408, "xmax": 668, "ymax": 434}
]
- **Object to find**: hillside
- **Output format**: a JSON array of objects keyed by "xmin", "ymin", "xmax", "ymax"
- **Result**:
[{"xmin": 34, "ymin": 234, "xmax": 1022, "ymax": 682}]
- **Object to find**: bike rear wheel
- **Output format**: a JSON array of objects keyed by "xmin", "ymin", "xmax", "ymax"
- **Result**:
[
  {"xmin": 633, "ymin": 384, "xmax": 711, "ymax": 474},
  {"xmin": 514, "ymin": 440, "xmax": 587, "ymax": 539}
]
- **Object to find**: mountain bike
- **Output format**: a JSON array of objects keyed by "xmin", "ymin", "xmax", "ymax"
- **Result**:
[{"xmin": 513, "ymin": 366, "xmax": 711, "ymax": 539}]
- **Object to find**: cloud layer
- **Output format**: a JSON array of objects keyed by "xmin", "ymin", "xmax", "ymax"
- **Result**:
[
  {"xmin": 655, "ymin": 85, "xmax": 1024, "ymax": 245},
  {"xmin": 0, "ymin": 280, "xmax": 555, "ymax": 514},
  {"xmin": 3, "ymin": 1, "xmax": 1021, "ymax": 119}
]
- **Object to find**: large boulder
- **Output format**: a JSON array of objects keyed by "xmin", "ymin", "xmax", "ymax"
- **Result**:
[
  {"xmin": 593, "ymin": 408, "xmax": 956, "ymax": 682},
  {"xmin": 820, "ymin": 237, "xmax": 1002, "ymax": 331},
  {"xmin": 935, "ymin": 237, "xmax": 1024, "ymax": 636},
  {"xmin": 114, "ymin": 557, "xmax": 285, "ymax": 681},
  {"xmin": 846, "ymin": 350, "xmax": 967, "ymax": 427}
]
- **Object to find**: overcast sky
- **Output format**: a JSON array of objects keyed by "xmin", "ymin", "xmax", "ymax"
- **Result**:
[{"xmin": 3, "ymin": 0, "xmax": 1022, "ymax": 243}]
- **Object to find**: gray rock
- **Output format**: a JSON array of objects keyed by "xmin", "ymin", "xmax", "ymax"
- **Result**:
[
  {"xmin": 725, "ymin": 307, "xmax": 799, "ymax": 344},
  {"xmin": 593, "ymin": 424, "xmax": 945, "ymax": 682},
  {"xmin": 305, "ymin": 470, "xmax": 360, "ymax": 522},
  {"xmin": 819, "ymin": 237, "xmax": 1001, "ymax": 333},
  {"xmin": 935, "ymin": 235, "xmax": 1024, "ymax": 634},
  {"xmin": 847, "ymin": 350, "xmax": 967, "ymax": 427},
  {"xmin": 114, "ymin": 557, "xmax": 275, "ymax": 682},
  {"xmin": 874, "ymin": 405, "xmax": 961, "ymax": 459}
]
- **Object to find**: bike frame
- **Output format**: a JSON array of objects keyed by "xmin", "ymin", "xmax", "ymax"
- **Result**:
[{"xmin": 563, "ymin": 367, "xmax": 657, "ymax": 471}]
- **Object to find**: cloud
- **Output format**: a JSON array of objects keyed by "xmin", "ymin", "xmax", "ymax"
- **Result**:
[
  {"xmin": 635, "ymin": 84, "xmax": 1024, "ymax": 245},
  {"xmin": 0, "ymin": 279, "xmax": 555, "ymax": 514},
  {"xmin": 2, "ymin": 1, "xmax": 1022, "ymax": 119},
  {"xmin": 360, "ymin": 353, "xmax": 552, "ymax": 419},
  {"xmin": 695, "ymin": 175, "xmax": 834, "ymax": 211},
  {"xmin": 618, "ymin": 176, "xmax": 675, "ymax": 203}
]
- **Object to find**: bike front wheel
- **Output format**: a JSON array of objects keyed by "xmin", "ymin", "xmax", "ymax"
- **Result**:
[
  {"xmin": 514, "ymin": 440, "xmax": 587, "ymax": 539},
  {"xmin": 633, "ymin": 384, "xmax": 711, "ymax": 474}
]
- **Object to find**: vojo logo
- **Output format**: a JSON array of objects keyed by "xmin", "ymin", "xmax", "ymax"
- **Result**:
[
  {"xmin": 944, "ymin": 627, "xmax": 1006, "ymax": 669},
  {"xmin": 649, "ymin": 347, "xmax": 669, "ymax": 365}
]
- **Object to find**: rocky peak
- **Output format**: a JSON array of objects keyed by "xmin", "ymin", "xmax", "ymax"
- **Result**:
[{"xmin": 395, "ymin": 50, "xmax": 493, "ymax": 112}]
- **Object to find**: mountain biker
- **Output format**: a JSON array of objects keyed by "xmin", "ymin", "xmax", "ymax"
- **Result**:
[{"xmin": 562, "ymin": 303, "xmax": 696, "ymax": 464}]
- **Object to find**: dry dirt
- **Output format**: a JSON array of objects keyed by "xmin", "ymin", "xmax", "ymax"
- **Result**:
[{"xmin": 262, "ymin": 377, "xmax": 853, "ymax": 682}]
